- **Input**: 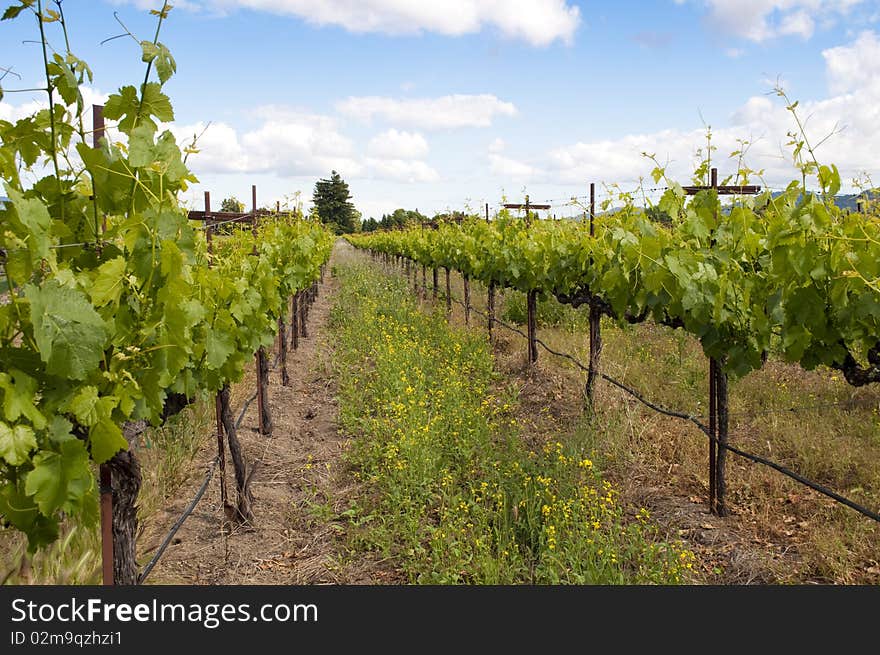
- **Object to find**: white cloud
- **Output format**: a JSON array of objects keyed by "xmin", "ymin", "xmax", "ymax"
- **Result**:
[
  {"xmin": 779, "ymin": 9, "xmax": 815, "ymax": 38},
  {"xmin": 107, "ymin": 0, "xmax": 201, "ymax": 11},
  {"xmin": 725, "ymin": 47, "xmax": 745, "ymax": 58},
  {"xmin": 489, "ymin": 153, "xmax": 539, "ymax": 180},
  {"xmin": 171, "ymin": 110, "xmax": 363, "ymax": 178},
  {"xmin": 488, "ymin": 137, "xmax": 506, "ymax": 153},
  {"xmin": 693, "ymin": 0, "xmax": 863, "ymax": 42},
  {"xmin": 823, "ymin": 29, "xmax": 880, "ymax": 93},
  {"xmin": 194, "ymin": 0, "xmax": 580, "ymax": 46},
  {"xmin": 365, "ymin": 158, "xmax": 440, "ymax": 183},
  {"xmin": 112, "ymin": 0, "xmax": 580, "ymax": 45},
  {"xmin": 368, "ymin": 129, "xmax": 429, "ymax": 159},
  {"xmin": 0, "ymin": 87, "xmax": 109, "ymax": 124},
  {"xmin": 485, "ymin": 29, "xmax": 876, "ymax": 190},
  {"xmin": 337, "ymin": 94, "xmax": 517, "ymax": 130}
]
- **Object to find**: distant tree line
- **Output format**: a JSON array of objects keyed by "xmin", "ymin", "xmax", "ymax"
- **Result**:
[{"xmin": 361, "ymin": 209, "xmax": 471, "ymax": 232}]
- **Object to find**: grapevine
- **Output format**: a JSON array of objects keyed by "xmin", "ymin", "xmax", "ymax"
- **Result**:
[{"xmin": 0, "ymin": 0, "xmax": 332, "ymax": 551}]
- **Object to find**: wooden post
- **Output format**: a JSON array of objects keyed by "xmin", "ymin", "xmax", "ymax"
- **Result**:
[
  {"xmin": 715, "ymin": 363, "xmax": 729, "ymax": 516},
  {"xmin": 252, "ymin": 185, "xmax": 272, "ymax": 436},
  {"xmin": 106, "ymin": 450, "xmax": 141, "ymax": 584},
  {"xmin": 525, "ymin": 195, "xmax": 538, "ymax": 365},
  {"xmin": 486, "ymin": 204, "xmax": 495, "ymax": 344},
  {"xmin": 206, "ymin": 191, "xmax": 231, "ymax": 525},
  {"xmin": 300, "ymin": 287, "xmax": 309, "ymax": 339},
  {"xmin": 214, "ymin": 393, "xmax": 229, "ymax": 527},
  {"xmin": 445, "ymin": 267, "xmax": 452, "ymax": 319},
  {"xmin": 433, "ymin": 268, "xmax": 439, "ymax": 302},
  {"xmin": 463, "ymin": 274, "xmax": 471, "ymax": 326},
  {"xmin": 290, "ymin": 293, "xmax": 299, "ymax": 350},
  {"xmin": 681, "ymin": 167, "xmax": 760, "ymax": 517},
  {"xmin": 94, "ymin": 103, "xmax": 114, "ymax": 585},
  {"xmin": 218, "ymin": 386, "xmax": 254, "ymax": 523},
  {"xmin": 586, "ymin": 183, "xmax": 601, "ymax": 404},
  {"xmin": 527, "ymin": 289, "xmax": 538, "ymax": 364},
  {"xmin": 279, "ymin": 316, "xmax": 290, "ymax": 386}
]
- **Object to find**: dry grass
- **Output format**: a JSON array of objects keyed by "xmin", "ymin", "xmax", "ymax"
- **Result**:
[{"xmin": 0, "ymin": 402, "xmax": 214, "ymax": 585}]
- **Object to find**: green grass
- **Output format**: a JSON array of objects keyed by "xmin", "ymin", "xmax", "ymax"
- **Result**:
[
  {"xmin": 330, "ymin": 261, "xmax": 694, "ymax": 584},
  {"xmin": 377, "ymin": 261, "xmax": 880, "ymax": 583}
]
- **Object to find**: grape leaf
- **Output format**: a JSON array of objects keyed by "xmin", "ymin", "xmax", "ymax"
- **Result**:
[
  {"xmin": 24, "ymin": 440, "xmax": 92, "ymax": 516},
  {"xmin": 0, "ymin": 422, "xmax": 36, "ymax": 465},
  {"xmin": 25, "ymin": 280, "xmax": 108, "ymax": 380},
  {"xmin": 90, "ymin": 256, "xmax": 127, "ymax": 307},
  {"xmin": 66, "ymin": 386, "xmax": 116, "ymax": 427},
  {"xmin": 89, "ymin": 418, "xmax": 127, "ymax": 464},
  {"xmin": 0, "ymin": 370, "xmax": 46, "ymax": 428}
]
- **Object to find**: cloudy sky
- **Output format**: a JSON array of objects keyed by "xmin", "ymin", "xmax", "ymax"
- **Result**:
[{"xmin": 2, "ymin": 0, "xmax": 879, "ymax": 219}]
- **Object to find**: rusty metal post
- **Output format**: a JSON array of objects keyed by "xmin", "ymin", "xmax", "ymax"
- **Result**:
[{"xmin": 92, "ymin": 104, "xmax": 106, "ymax": 235}]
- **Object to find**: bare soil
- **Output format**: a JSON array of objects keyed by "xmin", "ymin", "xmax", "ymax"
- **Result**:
[{"xmin": 140, "ymin": 265, "xmax": 390, "ymax": 585}]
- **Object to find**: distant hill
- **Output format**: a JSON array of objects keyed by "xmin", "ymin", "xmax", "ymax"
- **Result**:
[{"xmin": 770, "ymin": 191, "xmax": 876, "ymax": 212}]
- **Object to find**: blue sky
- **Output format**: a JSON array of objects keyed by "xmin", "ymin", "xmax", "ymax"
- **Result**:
[{"xmin": 2, "ymin": 0, "xmax": 880, "ymax": 219}]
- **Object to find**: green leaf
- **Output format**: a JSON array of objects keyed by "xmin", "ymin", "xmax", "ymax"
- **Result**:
[
  {"xmin": 141, "ymin": 81, "xmax": 174, "ymax": 123},
  {"xmin": 66, "ymin": 386, "xmax": 116, "ymax": 427},
  {"xmin": 25, "ymin": 280, "xmax": 108, "ymax": 380},
  {"xmin": 104, "ymin": 83, "xmax": 173, "ymax": 133},
  {"xmin": 818, "ymin": 163, "xmax": 841, "ymax": 197},
  {"xmin": 89, "ymin": 418, "xmax": 127, "ymax": 464},
  {"xmin": 0, "ymin": 421, "xmax": 37, "ymax": 465},
  {"xmin": 90, "ymin": 256, "xmax": 127, "ymax": 307},
  {"xmin": 0, "ymin": 370, "xmax": 46, "ymax": 429},
  {"xmin": 47, "ymin": 415, "xmax": 74, "ymax": 444},
  {"xmin": 103, "ymin": 85, "xmax": 140, "ymax": 132},
  {"xmin": 206, "ymin": 326, "xmax": 235, "ymax": 369},
  {"xmin": 140, "ymin": 41, "xmax": 160, "ymax": 64},
  {"xmin": 0, "ymin": 480, "xmax": 59, "ymax": 552},
  {"xmin": 142, "ymin": 41, "xmax": 176, "ymax": 84},
  {"xmin": 2, "ymin": 2, "xmax": 33, "ymax": 21},
  {"xmin": 127, "ymin": 123, "xmax": 156, "ymax": 167},
  {"xmin": 25, "ymin": 441, "xmax": 92, "ymax": 516},
  {"xmin": 4, "ymin": 185, "xmax": 51, "ymax": 262},
  {"xmin": 47, "ymin": 53, "xmax": 81, "ymax": 107}
]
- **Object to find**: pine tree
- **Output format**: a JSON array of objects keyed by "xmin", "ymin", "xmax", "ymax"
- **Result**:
[{"xmin": 312, "ymin": 170, "xmax": 357, "ymax": 234}]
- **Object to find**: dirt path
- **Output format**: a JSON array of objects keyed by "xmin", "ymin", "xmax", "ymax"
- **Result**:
[{"xmin": 142, "ymin": 254, "xmax": 378, "ymax": 584}]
